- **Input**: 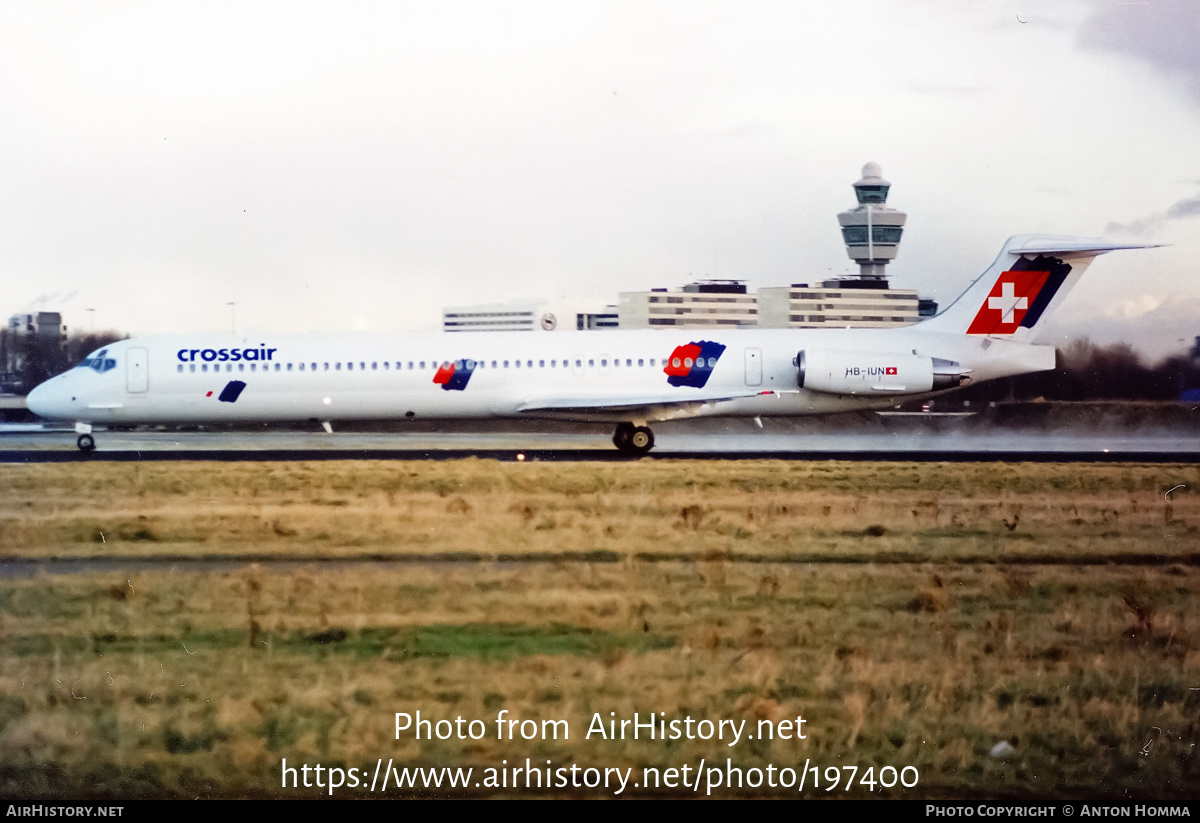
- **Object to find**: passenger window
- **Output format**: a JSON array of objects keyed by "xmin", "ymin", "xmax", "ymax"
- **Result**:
[
  {"xmin": 638, "ymin": 359, "xmax": 644, "ymax": 367},
  {"xmin": 238, "ymin": 364, "xmax": 245, "ymax": 372},
  {"xmin": 288, "ymin": 363, "xmax": 293, "ymax": 371},
  {"xmin": 189, "ymin": 364, "xmax": 196, "ymax": 373},
  {"xmin": 177, "ymin": 364, "xmax": 182, "ymax": 373}
]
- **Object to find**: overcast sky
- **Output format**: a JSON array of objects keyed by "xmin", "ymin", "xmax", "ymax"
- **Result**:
[{"xmin": 1, "ymin": 0, "xmax": 1197, "ymax": 360}]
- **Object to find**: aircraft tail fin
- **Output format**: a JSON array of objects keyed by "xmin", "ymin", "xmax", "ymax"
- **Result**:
[{"xmin": 918, "ymin": 235, "xmax": 1156, "ymax": 341}]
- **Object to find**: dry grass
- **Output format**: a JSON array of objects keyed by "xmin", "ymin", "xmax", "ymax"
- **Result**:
[
  {"xmin": 1, "ymin": 460, "xmax": 1196, "ymax": 562},
  {"xmin": 0, "ymin": 460, "xmax": 1197, "ymax": 798}
]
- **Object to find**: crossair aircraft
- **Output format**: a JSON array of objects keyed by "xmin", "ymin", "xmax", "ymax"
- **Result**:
[{"xmin": 27, "ymin": 235, "xmax": 1150, "ymax": 453}]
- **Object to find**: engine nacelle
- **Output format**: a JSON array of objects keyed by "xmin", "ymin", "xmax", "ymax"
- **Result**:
[{"xmin": 796, "ymin": 350, "xmax": 970, "ymax": 396}]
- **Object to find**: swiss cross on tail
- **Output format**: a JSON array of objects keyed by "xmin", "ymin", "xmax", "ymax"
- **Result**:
[{"xmin": 966, "ymin": 255, "xmax": 1072, "ymax": 336}]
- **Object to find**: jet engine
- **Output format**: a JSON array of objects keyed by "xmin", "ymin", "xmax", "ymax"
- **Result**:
[{"xmin": 795, "ymin": 350, "xmax": 970, "ymax": 395}]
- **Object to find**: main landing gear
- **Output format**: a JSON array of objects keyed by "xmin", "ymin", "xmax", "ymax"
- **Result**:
[{"xmin": 612, "ymin": 422, "xmax": 654, "ymax": 455}]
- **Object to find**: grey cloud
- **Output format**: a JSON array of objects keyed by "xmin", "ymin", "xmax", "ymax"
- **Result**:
[
  {"xmin": 1106, "ymin": 191, "xmax": 1200, "ymax": 236},
  {"xmin": 1077, "ymin": 0, "xmax": 1200, "ymax": 104},
  {"xmin": 1165, "ymin": 195, "xmax": 1200, "ymax": 220}
]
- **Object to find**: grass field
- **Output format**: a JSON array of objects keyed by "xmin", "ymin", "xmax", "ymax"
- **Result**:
[{"xmin": 0, "ymin": 460, "xmax": 1197, "ymax": 798}]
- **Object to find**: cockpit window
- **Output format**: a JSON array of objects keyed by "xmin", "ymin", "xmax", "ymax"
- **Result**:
[{"xmin": 75, "ymin": 349, "xmax": 117, "ymax": 373}]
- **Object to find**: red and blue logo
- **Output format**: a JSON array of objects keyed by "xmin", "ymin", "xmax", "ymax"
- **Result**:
[
  {"xmin": 664, "ymin": 341, "xmax": 725, "ymax": 388},
  {"xmin": 433, "ymin": 360, "xmax": 476, "ymax": 391}
]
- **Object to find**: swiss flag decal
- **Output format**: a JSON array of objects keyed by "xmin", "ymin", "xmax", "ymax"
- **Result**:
[
  {"xmin": 885, "ymin": 367, "xmax": 897, "ymax": 375},
  {"xmin": 967, "ymin": 270, "xmax": 1050, "ymax": 335}
]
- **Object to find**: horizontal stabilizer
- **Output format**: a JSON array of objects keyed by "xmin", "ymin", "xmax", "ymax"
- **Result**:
[{"xmin": 1004, "ymin": 237, "xmax": 1162, "ymax": 256}]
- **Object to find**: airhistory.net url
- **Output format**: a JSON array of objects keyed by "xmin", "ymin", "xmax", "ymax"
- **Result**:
[{"xmin": 281, "ymin": 757, "xmax": 920, "ymax": 796}]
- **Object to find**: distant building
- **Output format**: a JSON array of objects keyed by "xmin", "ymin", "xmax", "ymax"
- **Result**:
[
  {"xmin": 443, "ymin": 300, "xmax": 618, "ymax": 332},
  {"xmin": 8, "ymin": 312, "xmax": 65, "ymax": 339},
  {"xmin": 618, "ymin": 281, "xmax": 758, "ymax": 329},
  {"xmin": 757, "ymin": 280, "xmax": 920, "ymax": 329},
  {"xmin": 3, "ymin": 312, "xmax": 67, "ymax": 395}
]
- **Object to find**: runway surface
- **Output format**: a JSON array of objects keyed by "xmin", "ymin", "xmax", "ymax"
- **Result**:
[{"xmin": 4, "ymin": 426, "xmax": 1200, "ymax": 462}]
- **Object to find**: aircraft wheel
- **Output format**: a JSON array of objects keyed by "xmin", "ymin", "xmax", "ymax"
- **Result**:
[
  {"xmin": 628, "ymin": 426, "xmax": 654, "ymax": 454},
  {"xmin": 612, "ymin": 422, "xmax": 635, "ymax": 450},
  {"xmin": 77, "ymin": 434, "xmax": 96, "ymax": 452}
]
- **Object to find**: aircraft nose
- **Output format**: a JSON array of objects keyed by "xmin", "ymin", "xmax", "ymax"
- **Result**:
[{"xmin": 26, "ymin": 377, "xmax": 71, "ymax": 420}]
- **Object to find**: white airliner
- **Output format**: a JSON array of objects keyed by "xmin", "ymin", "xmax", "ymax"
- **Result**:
[{"xmin": 27, "ymin": 235, "xmax": 1150, "ymax": 453}]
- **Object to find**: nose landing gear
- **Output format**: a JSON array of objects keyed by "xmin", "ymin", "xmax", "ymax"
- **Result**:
[
  {"xmin": 612, "ymin": 422, "xmax": 655, "ymax": 455},
  {"xmin": 74, "ymin": 422, "xmax": 96, "ymax": 452}
]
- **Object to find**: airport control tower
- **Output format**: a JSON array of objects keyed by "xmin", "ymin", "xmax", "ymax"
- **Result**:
[{"xmin": 836, "ymin": 162, "xmax": 906, "ymax": 280}]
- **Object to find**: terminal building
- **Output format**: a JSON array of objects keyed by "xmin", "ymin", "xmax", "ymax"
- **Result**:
[
  {"xmin": 757, "ymin": 280, "xmax": 921, "ymax": 329},
  {"xmin": 617, "ymin": 281, "xmax": 758, "ymax": 329},
  {"xmin": 443, "ymin": 300, "xmax": 618, "ymax": 333}
]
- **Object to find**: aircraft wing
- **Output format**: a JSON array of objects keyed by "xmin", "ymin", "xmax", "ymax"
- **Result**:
[{"xmin": 516, "ymin": 388, "xmax": 772, "ymax": 416}]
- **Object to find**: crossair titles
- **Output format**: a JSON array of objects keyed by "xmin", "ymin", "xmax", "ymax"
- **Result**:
[{"xmin": 177, "ymin": 346, "xmax": 278, "ymax": 363}]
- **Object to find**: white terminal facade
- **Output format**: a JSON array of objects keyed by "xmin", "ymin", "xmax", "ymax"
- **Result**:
[
  {"xmin": 443, "ymin": 163, "xmax": 933, "ymax": 332},
  {"xmin": 443, "ymin": 300, "xmax": 618, "ymax": 333}
]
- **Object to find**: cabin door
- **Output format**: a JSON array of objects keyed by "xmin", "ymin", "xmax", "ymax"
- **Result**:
[
  {"xmin": 126, "ymin": 347, "xmax": 149, "ymax": 393},
  {"xmin": 744, "ymin": 348, "xmax": 762, "ymax": 386}
]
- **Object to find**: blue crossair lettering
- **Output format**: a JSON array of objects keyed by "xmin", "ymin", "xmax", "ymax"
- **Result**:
[{"xmin": 177, "ymin": 346, "xmax": 278, "ymax": 363}]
